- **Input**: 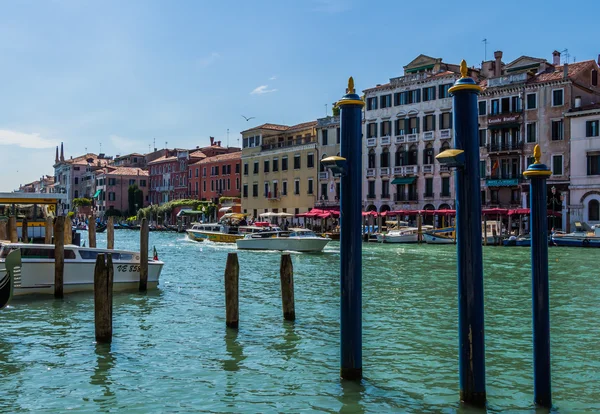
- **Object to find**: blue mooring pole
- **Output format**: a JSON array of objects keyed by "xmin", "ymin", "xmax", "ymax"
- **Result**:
[
  {"xmin": 523, "ymin": 145, "xmax": 552, "ymax": 408},
  {"xmin": 448, "ymin": 61, "xmax": 486, "ymax": 406},
  {"xmin": 337, "ymin": 77, "xmax": 364, "ymax": 380}
]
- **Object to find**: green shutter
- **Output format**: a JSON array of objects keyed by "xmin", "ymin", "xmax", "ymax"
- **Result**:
[
  {"xmin": 432, "ymin": 115, "xmax": 436, "ymax": 131},
  {"xmin": 449, "ymin": 112, "xmax": 453, "ymax": 129},
  {"xmin": 416, "ymin": 117, "xmax": 420, "ymax": 133}
]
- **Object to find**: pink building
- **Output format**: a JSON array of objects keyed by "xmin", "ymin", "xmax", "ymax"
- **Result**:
[{"xmin": 95, "ymin": 167, "xmax": 149, "ymax": 217}]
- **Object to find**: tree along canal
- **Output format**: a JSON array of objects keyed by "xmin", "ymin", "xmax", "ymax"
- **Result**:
[{"xmin": 0, "ymin": 230, "xmax": 597, "ymax": 413}]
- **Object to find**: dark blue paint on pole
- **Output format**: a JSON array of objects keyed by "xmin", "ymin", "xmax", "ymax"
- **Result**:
[
  {"xmin": 523, "ymin": 146, "xmax": 552, "ymax": 408},
  {"xmin": 337, "ymin": 77, "xmax": 364, "ymax": 380},
  {"xmin": 447, "ymin": 61, "xmax": 486, "ymax": 406}
]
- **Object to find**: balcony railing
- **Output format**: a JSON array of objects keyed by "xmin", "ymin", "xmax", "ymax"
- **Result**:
[
  {"xmin": 393, "ymin": 166, "xmax": 404, "ymax": 175},
  {"xmin": 423, "ymin": 192, "xmax": 435, "ymax": 199},
  {"xmin": 379, "ymin": 167, "xmax": 390, "ymax": 176},
  {"xmin": 381, "ymin": 194, "xmax": 390, "ymax": 199},
  {"xmin": 366, "ymin": 168, "xmax": 376, "ymax": 177},
  {"xmin": 439, "ymin": 192, "xmax": 452, "ymax": 198},
  {"xmin": 315, "ymin": 199, "xmax": 340, "ymax": 208},
  {"xmin": 366, "ymin": 138, "xmax": 377, "ymax": 147},
  {"xmin": 380, "ymin": 136, "xmax": 391, "ymax": 146},
  {"xmin": 319, "ymin": 171, "xmax": 329, "ymax": 180},
  {"xmin": 422, "ymin": 164, "xmax": 434, "ymax": 174},
  {"xmin": 404, "ymin": 165, "xmax": 419, "ymax": 175},
  {"xmin": 395, "ymin": 135, "xmax": 406, "ymax": 144},
  {"xmin": 486, "ymin": 141, "xmax": 524, "ymax": 153},
  {"xmin": 423, "ymin": 131, "xmax": 434, "ymax": 141},
  {"xmin": 367, "ymin": 193, "xmax": 376, "ymax": 199},
  {"xmin": 261, "ymin": 136, "xmax": 316, "ymax": 151},
  {"xmin": 439, "ymin": 165, "xmax": 449, "ymax": 173},
  {"xmin": 406, "ymin": 134, "xmax": 419, "ymax": 143},
  {"xmin": 394, "ymin": 194, "xmax": 418, "ymax": 202},
  {"xmin": 440, "ymin": 129, "xmax": 452, "ymax": 139}
]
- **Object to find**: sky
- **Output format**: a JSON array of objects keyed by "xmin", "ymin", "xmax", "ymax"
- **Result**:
[{"xmin": 1, "ymin": 0, "xmax": 598, "ymax": 191}]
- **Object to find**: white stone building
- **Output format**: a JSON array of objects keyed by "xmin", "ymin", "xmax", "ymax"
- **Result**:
[{"xmin": 315, "ymin": 115, "xmax": 341, "ymax": 208}]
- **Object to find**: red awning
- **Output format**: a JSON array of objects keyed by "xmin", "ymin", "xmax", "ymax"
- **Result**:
[
  {"xmin": 482, "ymin": 208, "xmax": 509, "ymax": 215},
  {"xmin": 508, "ymin": 208, "xmax": 530, "ymax": 215},
  {"xmin": 435, "ymin": 209, "xmax": 456, "ymax": 216},
  {"xmin": 362, "ymin": 211, "xmax": 378, "ymax": 217}
]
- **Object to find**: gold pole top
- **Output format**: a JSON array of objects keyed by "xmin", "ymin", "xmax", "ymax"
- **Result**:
[
  {"xmin": 346, "ymin": 77, "xmax": 355, "ymax": 94},
  {"xmin": 533, "ymin": 144, "xmax": 541, "ymax": 164},
  {"xmin": 460, "ymin": 60, "xmax": 468, "ymax": 78}
]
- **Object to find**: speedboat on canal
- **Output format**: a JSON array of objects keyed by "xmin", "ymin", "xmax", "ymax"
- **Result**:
[
  {"xmin": 236, "ymin": 229, "xmax": 331, "ymax": 252},
  {"xmin": 423, "ymin": 227, "xmax": 455, "ymax": 244},
  {"xmin": 376, "ymin": 227, "xmax": 420, "ymax": 243},
  {"xmin": 551, "ymin": 222, "xmax": 600, "ymax": 247},
  {"xmin": 0, "ymin": 243, "xmax": 163, "ymax": 296}
]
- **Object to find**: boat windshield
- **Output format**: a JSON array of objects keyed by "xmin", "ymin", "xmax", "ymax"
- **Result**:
[
  {"xmin": 79, "ymin": 250, "xmax": 132, "ymax": 261},
  {"xmin": 289, "ymin": 230, "xmax": 317, "ymax": 237},
  {"xmin": 0, "ymin": 246, "xmax": 76, "ymax": 259}
]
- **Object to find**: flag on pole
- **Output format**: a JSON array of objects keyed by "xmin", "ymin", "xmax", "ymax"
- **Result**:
[{"xmin": 153, "ymin": 246, "xmax": 158, "ymax": 261}]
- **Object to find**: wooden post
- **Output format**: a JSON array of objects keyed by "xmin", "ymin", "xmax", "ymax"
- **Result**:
[
  {"xmin": 94, "ymin": 253, "xmax": 114, "ymax": 343},
  {"xmin": 88, "ymin": 216, "xmax": 96, "ymax": 248},
  {"xmin": 54, "ymin": 216, "xmax": 65, "ymax": 298},
  {"xmin": 45, "ymin": 217, "xmax": 53, "ymax": 244},
  {"xmin": 0, "ymin": 220, "xmax": 6, "ymax": 240},
  {"xmin": 483, "ymin": 216, "xmax": 488, "ymax": 246},
  {"xmin": 224, "ymin": 252, "xmax": 239, "ymax": 329},
  {"xmin": 139, "ymin": 218, "xmax": 149, "ymax": 292},
  {"xmin": 107, "ymin": 216, "xmax": 114, "ymax": 250},
  {"xmin": 64, "ymin": 216, "xmax": 72, "ymax": 245},
  {"xmin": 21, "ymin": 218, "xmax": 28, "ymax": 243},
  {"xmin": 280, "ymin": 253, "xmax": 295, "ymax": 321},
  {"xmin": 8, "ymin": 216, "xmax": 17, "ymax": 243},
  {"xmin": 417, "ymin": 214, "xmax": 423, "ymax": 244}
]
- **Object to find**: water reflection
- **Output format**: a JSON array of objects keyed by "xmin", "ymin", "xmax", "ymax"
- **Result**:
[
  {"xmin": 269, "ymin": 321, "xmax": 301, "ymax": 360},
  {"xmin": 339, "ymin": 379, "xmax": 365, "ymax": 414},
  {"xmin": 222, "ymin": 328, "xmax": 245, "ymax": 372},
  {"xmin": 91, "ymin": 343, "xmax": 116, "ymax": 408}
]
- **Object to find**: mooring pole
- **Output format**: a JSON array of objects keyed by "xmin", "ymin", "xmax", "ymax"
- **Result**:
[
  {"xmin": 448, "ymin": 61, "xmax": 486, "ymax": 406},
  {"xmin": 523, "ymin": 145, "xmax": 552, "ymax": 408},
  {"xmin": 337, "ymin": 77, "xmax": 364, "ymax": 380}
]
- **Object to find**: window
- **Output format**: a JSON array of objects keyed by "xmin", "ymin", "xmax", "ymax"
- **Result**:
[
  {"xmin": 282, "ymin": 181, "xmax": 288, "ymax": 196},
  {"xmin": 381, "ymin": 180, "xmax": 390, "ymax": 198},
  {"xmin": 264, "ymin": 182, "xmax": 269, "ymax": 197},
  {"xmin": 394, "ymin": 92, "xmax": 407, "ymax": 106},
  {"xmin": 438, "ymin": 83, "xmax": 452, "ymax": 99},
  {"xmin": 479, "ymin": 129, "xmax": 486, "ymax": 147},
  {"xmin": 381, "ymin": 148, "xmax": 390, "ymax": 167},
  {"xmin": 294, "ymin": 179, "xmax": 300, "ymax": 195},
  {"xmin": 422, "ymin": 86, "xmax": 436, "ymax": 102},
  {"xmin": 282, "ymin": 156, "xmax": 288, "ymax": 171},
  {"xmin": 551, "ymin": 120, "xmax": 564, "ymax": 141},
  {"xmin": 264, "ymin": 160, "xmax": 270, "ymax": 173},
  {"xmin": 586, "ymin": 120, "xmax": 600, "ymax": 137},
  {"xmin": 367, "ymin": 97, "xmax": 378, "ymax": 111},
  {"xmin": 408, "ymin": 117, "xmax": 419, "ymax": 134},
  {"xmin": 526, "ymin": 93, "xmax": 537, "ymax": 110},
  {"xmin": 511, "ymin": 96, "xmax": 521, "ymax": 112},
  {"xmin": 552, "ymin": 89, "xmax": 564, "ymax": 106},
  {"xmin": 273, "ymin": 181, "xmax": 278, "ymax": 197},
  {"xmin": 307, "ymin": 153, "xmax": 314, "ymax": 168},
  {"xmin": 425, "ymin": 178, "xmax": 433, "ymax": 197},
  {"xmin": 395, "ymin": 119, "xmax": 406, "ymax": 136},
  {"xmin": 587, "ymin": 154, "xmax": 600, "ymax": 175},
  {"xmin": 108, "ymin": 192, "xmax": 115, "ymax": 201},
  {"xmin": 491, "ymin": 99, "xmax": 500, "ymax": 115},
  {"xmin": 203, "ymin": 181, "xmax": 206, "ymax": 192},
  {"xmin": 235, "ymin": 164, "xmax": 240, "ymax": 174},
  {"xmin": 243, "ymin": 137, "xmax": 248, "ymax": 148},
  {"xmin": 367, "ymin": 181, "xmax": 375, "ymax": 198},
  {"xmin": 253, "ymin": 161, "xmax": 259, "ymax": 174},
  {"xmin": 480, "ymin": 160, "xmax": 486, "ymax": 177},
  {"xmin": 423, "ymin": 144, "xmax": 434, "ymax": 165},
  {"xmin": 129, "ymin": 179, "xmax": 136, "ymax": 185},
  {"xmin": 294, "ymin": 155, "xmax": 301, "ymax": 169},
  {"xmin": 441, "ymin": 177, "xmax": 450, "ymax": 197},
  {"xmin": 526, "ymin": 122, "xmax": 537, "ymax": 143},
  {"xmin": 380, "ymin": 121, "xmax": 392, "ymax": 136},
  {"xmin": 593, "ymin": 70, "xmax": 598, "ymax": 87},
  {"xmin": 211, "ymin": 181, "xmax": 214, "ymax": 191},
  {"xmin": 243, "ymin": 184, "xmax": 248, "ymax": 198},
  {"xmin": 203, "ymin": 167, "xmax": 207, "ymax": 177},
  {"xmin": 368, "ymin": 149, "xmax": 376, "ymax": 169},
  {"xmin": 336, "ymin": 128, "xmax": 341, "ymax": 144},
  {"xmin": 74, "ymin": 177, "xmax": 79, "ymax": 185},
  {"xmin": 236, "ymin": 177, "xmax": 239, "ymax": 190},
  {"xmin": 108, "ymin": 178, "xmax": 116, "ymax": 186},
  {"xmin": 423, "ymin": 115, "xmax": 436, "ymax": 132},
  {"xmin": 367, "ymin": 123, "xmax": 377, "ymax": 138},
  {"xmin": 590, "ymin": 200, "xmax": 600, "ymax": 221},
  {"xmin": 244, "ymin": 163, "xmax": 248, "ymax": 175},
  {"xmin": 408, "ymin": 89, "xmax": 421, "ymax": 104},
  {"xmin": 380, "ymin": 94, "xmax": 392, "ymax": 108},
  {"xmin": 307, "ymin": 178, "xmax": 314, "ymax": 195},
  {"xmin": 273, "ymin": 158, "xmax": 279, "ymax": 171},
  {"xmin": 322, "ymin": 129, "xmax": 328, "ymax": 145},
  {"xmin": 440, "ymin": 112, "xmax": 452, "ymax": 129},
  {"xmin": 140, "ymin": 180, "xmax": 147, "ymax": 187},
  {"xmin": 552, "ymin": 155, "xmax": 563, "ymax": 176},
  {"xmin": 252, "ymin": 183, "xmax": 258, "ymax": 197},
  {"xmin": 478, "ymin": 101, "xmax": 486, "ymax": 116},
  {"xmin": 222, "ymin": 165, "xmax": 227, "ymax": 175}
]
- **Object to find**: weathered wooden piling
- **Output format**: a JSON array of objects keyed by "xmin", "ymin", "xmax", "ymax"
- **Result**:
[
  {"xmin": 107, "ymin": 216, "xmax": 114, "ymax": 250},
  {"xmin": 8, "ymin": 216, "xmax": 17, "ymax": 243},
  {"xmin": 280, "ymin": 253, "xmax": 295, "ymax": 321},
  {"xmin": 88, "ymin": 216, "xmax": 96, "ymax": 248},
  {"xmin": 64, "ymin": 216, "xmax": 72, "ymax": 245},
  {"xmin": 45, "ymin": 217, "xmax": 53, "ymax": 244},
  {"xmin": 139, "ymin": 218, "xmax": 149, "ymax": 292},
  {"xmin": 21, "ymin": 218, "xmax": 28, "ymax": 243},
  {"xmin": 224, "ymin": 252, "xmax": 239, "ymax": 329},
  {"xmin": 483, "ymin": 216, "xmax": 488, "ymax": 246},
  {"xmin": 0, "ymin": 220, "xmax": 6, "ymax": 240},
  {"xmin": 54, "ymin": 216, "xmax": 65, "ymax": 298},
  {"xmin": 417, "ymin": 214, "xmax": 423, "ymax": 244},
  {"xmin": 94, "ymin": 253, "xmax": 114, "ymax": 343}
]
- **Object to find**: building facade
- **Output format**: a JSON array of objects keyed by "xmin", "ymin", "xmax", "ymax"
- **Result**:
[
  {"xmin": 113, "ymin": 153, "xmax": 146, "ymax": 169},
  {"xmin": 240, "ymin": 121, "xmax": 318, "ymax": 219},
  {"xmin": 190, "ymin": 151, "xmax": 242, "ymax": 203},
  {"xmin": 566, "ymin": 103, "xmax": 600, "ymax": 227},
  {"xmin": 315, "ymin": 116, "xmax": 341, "ymax": 208},
  {"xmin": 148, "ymin": 152, "xmax": 179, "ymax": 205},
  {"xmin": 95, "ymin": 167, "xmax": 149, "ymax": 216},
  {"xmin": 361, "ymin": 55, "xmax": 468, "ymax": 215}
]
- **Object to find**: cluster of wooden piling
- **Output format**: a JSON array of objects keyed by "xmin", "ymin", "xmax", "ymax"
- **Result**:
[{"xmin": 224, "ymin": 252, "xmax": 295, "ymax": 328}]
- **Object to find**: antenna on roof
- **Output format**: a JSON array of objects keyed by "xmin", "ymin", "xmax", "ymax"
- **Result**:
[
  {"xmin": 482, "ymin": 38, "xmax": 488, "ymax": 61},
  {"xmin": 227, "ymin": 128, "xmax": 230, "ymax": 148},
  {"xmin": 99, "ymin": 142, "xmax": 102, "ymax": 153},
  {"xmin": 325, "ymin": 103, "xmax": 328, "ymax": 116},
  {"xmin": 561, "ymin": 48, "xmax": 570, "ymax": 64}
]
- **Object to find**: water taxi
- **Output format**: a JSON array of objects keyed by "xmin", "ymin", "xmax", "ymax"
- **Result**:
[
  {"xmin": 0, "ymin": 243, "xmax": 163, "ymax": 296},
  {"xmin": 377, "ymin": 227, "xmax": 420, "ymax": 243},
  {"xmin": 236, "ymin": 229, "xmax": 331, "ymax": 252},
  {"xmin": 423, "ymin": 227, "xmax": 456, "ymax": 244}
]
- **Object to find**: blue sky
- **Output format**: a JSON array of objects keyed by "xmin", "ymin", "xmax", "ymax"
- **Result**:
[{"xmin": 1, "ymin": 0, "xmax": 598, "ymax": 191}]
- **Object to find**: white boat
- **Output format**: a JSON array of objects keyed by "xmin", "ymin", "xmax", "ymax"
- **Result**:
[
  {"xmin": 187, "ymin": 223, "xmax": 279, "ymax": 243},
  {"xmin": 0, "ymin": 243, "xmax": 164, "ymax": 296},
  {"xmin": 236, "ymin": 229, "xmax": 331, "ymax": 252},
  {"xmin": 424, "ymin": 228, "xmax": 456, "ymax": 244},
  {"xmin": 377, "ymin": 227, "xmax": 420, "ymax": 243}
]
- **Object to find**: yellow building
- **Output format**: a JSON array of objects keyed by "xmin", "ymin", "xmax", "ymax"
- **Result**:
[{"xmin": 240, "ymin": 121, "xmax": 318, "ymax": 219}]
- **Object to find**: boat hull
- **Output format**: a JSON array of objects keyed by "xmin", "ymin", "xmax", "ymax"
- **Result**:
[
  {"xmin": 423, "ymin": 233, "xmax": 455, "ymax": 244},
  {"xmin": 551, "ymin": 235, "xmax": 600, "ymax": 247},
  {"xmin": 236, "ymin": 238, "xmax": 330, "ymax": 252},
  {"xmin": 379, "ymin": 234, "xmax": 418, "ymax": 243},
  {"xmin": 186, "ymin": 230, "xmax": 242, "ymax": 243}
]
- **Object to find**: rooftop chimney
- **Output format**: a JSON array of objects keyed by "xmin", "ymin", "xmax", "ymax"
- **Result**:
[
  {"xmin": 563, "ymin": 62, "xmax": 569, "ymax": 80},
  {"xmin": 55, "ymin": 146, "xmax": 59, "ymax": 163},
  {"xmin": 553, "ymin": 50, "xmax": 561, "ymax": 66},
  {"xmin": 60, "ymin": 142, "xmax": 64, "ymax": 162},
  {"xmin": 494, "ymin": 51, "xmax": 503, "ymax": 77},
  {"xmin": 210, "ymin": 136, "xmax": 215, "ymax": 146}
]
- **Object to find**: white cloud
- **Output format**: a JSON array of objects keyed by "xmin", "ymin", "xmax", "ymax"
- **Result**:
[
  {"xmin": 269, "ymin": 75, "xmax": 277, "ymax": 80},
  {"xmin": 110, "ymin": 134, "xmax": 144, "ymax": 152},
  {"xmin": 197, "ymin": 52, "xmax": 221, "ymax": 68},
  {"xmin": 0, "ymin": 130, "xmax": 58, "ymax": 149},
  {"xmin": 250, "ymin": 85, "xmax": 278, "ymax": 95}
]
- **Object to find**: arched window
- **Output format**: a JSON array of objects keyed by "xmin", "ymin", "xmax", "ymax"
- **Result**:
[
  {"xmin": 368, "ymin": 149, "xmax": 376, "ymax": 169},
  {"xmin": 380, "ymin": 148, "xmax": 390, "ymax": 168},
  {"xmin": 440, "ymin": 141, "xmax": 450, "ymax": 153},
  {"xmin": 395, "ymin": 146, "xmax": 405, "ymax": 166},
  {"xmin": 423, "ymin": 143, "xmax": 434, "ymax": 165},
  {"xmin": 589, "ymin": 199, "xmax": 600, "ymax": 221},
  {"xmin": 408, "ymin": 144, "xmax": 418, "ymax": 165},
  {"xmin": 320, "ymin": 154, "xmax": 327, "ymax": 172}
]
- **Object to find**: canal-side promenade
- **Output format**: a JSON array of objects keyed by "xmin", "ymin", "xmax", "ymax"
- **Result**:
[{"xmin": 0, "ymin": 231, "xmax": 598, "ymax": 413}]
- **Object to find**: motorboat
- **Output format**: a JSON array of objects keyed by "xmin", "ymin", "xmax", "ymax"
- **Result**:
[
  {"xmin": 551, "ymin": 222, "xmax": 600, "ymax": 247},
  {"xmin": 503, "ymin": 234, "xmax": 531, "ymax": 247},
  {"xmin": 0, "ymin": 248, "xmax": 19, "ymax": 308},
  {"xmin": 377, "ymin": 227, "xmax": 419, "ymax": 243},
  {"xmin": 236, "ymin": 228, "xmax": 331, "ymax": 252},
  {"xmin": 423, "ymin": 227, "xmax": 456, "ymax": 244},
  {"xmin": 0, "ymin": 243, "xmax": 164, "ymax": 296},
  {"xmin": 482, "ymin": 220, "xmax": 504, "ymax": 245},
  {"xmin": 186, "ymin": 223, "xmax": 274, "ymax": 243}
]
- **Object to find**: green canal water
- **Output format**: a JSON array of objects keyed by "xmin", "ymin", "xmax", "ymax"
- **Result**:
[{"xmin": 0, "ymin": 231, "xmax": 598, "ymax": 413}]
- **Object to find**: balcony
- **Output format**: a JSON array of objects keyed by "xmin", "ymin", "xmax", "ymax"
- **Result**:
[
  {"xmin": 381, "ymin": 193, "xmax": 391, "ymax": 200},
  {"xmin": 380, "ymin": 136, "xmax": 391, "ymax": 146},
  {"xmin": 440, "ymin": 129, "xmax": 452, "ymax": 140},
  {"xmin": 319, "ymin": 171, "xmax": 329, "ymax": 180},
  {"xmin": 422, "ymin": 164, "xmax": 434, "ymax": 174},
  {"xmin": 315, "ymin": 199, "xmax": 340, "ymax": 208},
  {"xmin": 395, "ymin": 135, "xmax": 406, "ymax": 144},
  {"xmin": 423, "ymin": 131, "xmax": 435, "ymax": 141},
  {"xmin": 406, "ymin": 134, "xmax": 419, "ymax": 143},
  {"xmin": 486, "ymin": 141, "xmax": 524, "ymax": 153},
  {"xmin": 485, "ymin": 174, "xmax": 523, "ymax": 187},
  {"xmin": 266, "ymin": 192, "xmax": 280, "ymax": 201},
  {"xmin": 439, "ymin": 192, "xmax": 452, "ymax": 198},
  {"xmin": 366, "ymin": 138, "xmax": 377, "ymax": 147},
  {"xmin": 366, "ymin": 168, "xmax": 376, "ymax": 177},
  {"xmin": 393, "ymin": 166, "xmax": 404, "ymax": 175},
  {"xmin": 439, "ymin": 165, "xmax": 450, "ymax": 173},
  {"xmin": 404, "ymin": 165, "xmax": 419, "ymax": 175},
  {"xmin": 367, "ymin": 193, "xmax": 376, "ymax": 200},
  {"xmin": 379, "ymin": 167, "xmax": 390, "ymax": 176},
  {"xmin": 394, "ymin": 193, "xmax": 418, "ymax": 202},
  {"xmin": 261, "ymin": 136, "xmax": 316, "ymax": 151}
]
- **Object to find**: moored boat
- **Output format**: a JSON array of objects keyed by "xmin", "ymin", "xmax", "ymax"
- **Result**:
[
  {"xmin": 236, "ymin": 229, "xmax": 331, "ymax": 252},
  {"xmin": 377, "ymin": 227, "xmax": 419, "ymax": 243},
  {"xmin": 551, "ymin": 223, "xmax": 600, "ymax": 247},
  {"xmin": 424, "ymin": 227, "xmax": 455, "ymax": 244}
]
